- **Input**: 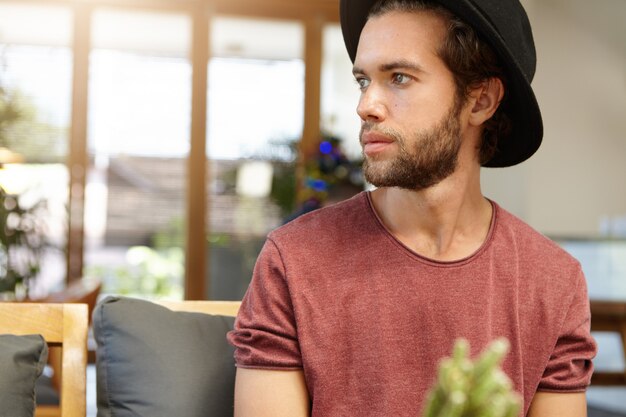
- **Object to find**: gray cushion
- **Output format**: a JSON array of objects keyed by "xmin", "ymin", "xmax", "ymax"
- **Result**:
[
  {"xmin": 35, "ymin": 375, "xmax": 60, "ymax": 405},
  {"xmin": 0, "ymin": 334, "xmax": 48, "ymax": 417},
  {"xmin": 93, "ymin": 296, "xmax": 236, "ymax": 417}
]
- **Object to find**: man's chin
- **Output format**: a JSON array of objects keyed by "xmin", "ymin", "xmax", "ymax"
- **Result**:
[
  {"xmin": 363, "ymin": 165, "xmax": 398, "ymax": 189},
  {"xmin": 363, "ymin": 162, "xmax": 450, "ymax": 191}
]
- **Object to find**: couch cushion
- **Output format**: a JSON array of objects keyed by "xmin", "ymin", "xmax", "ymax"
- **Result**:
[
  {"xmin": 93, "ymin": 296, "xmax": 236, "ymax": 417},
  {"xmin": 35, "ymin": 374, "xmax": 60, "ymax": 406},
  {"xmin": 0, "ymin": 334, "xmax": 48, "ymax": 417}
]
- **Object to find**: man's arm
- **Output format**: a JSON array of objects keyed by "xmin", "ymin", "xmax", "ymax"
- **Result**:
[
  {"xmin": 234, "ymin": 368, "xmax": 310, "ymax": 417},
  {"xmin": 527, "ymin": 392, "xmax": 587, "ymax": 417}
]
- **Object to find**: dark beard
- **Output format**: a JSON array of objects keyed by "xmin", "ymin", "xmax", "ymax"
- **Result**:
[{"xmin": 360, "ymin": 100, "xmax": 463, "ymax": 191}]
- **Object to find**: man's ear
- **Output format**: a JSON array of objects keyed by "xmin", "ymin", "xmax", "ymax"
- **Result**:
[{"xmin": 468, "ymin": 77, "xmax": 504, "ymax": 127}]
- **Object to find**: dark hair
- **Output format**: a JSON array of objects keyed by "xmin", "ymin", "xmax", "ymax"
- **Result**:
[{"xmin": 369, "ymin": 0, "xmax": 512, "ymax": 165}]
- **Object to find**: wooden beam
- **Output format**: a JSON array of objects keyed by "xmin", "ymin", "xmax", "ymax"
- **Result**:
[
  {"xmin": 591, "ymin": 300, "xmax": 626, "ymax": 319},
  {"xmin": 185, "ymin": 4, "xmax": 210, "ymax": 300},
  {"xmin": 66, "ymin": 3, "xmax": 92, "ymax": 283},
  {"xmin": 23, "ymin": 0, "xmax": 340, "ymax": 22},
  {"xmin": 299, "ymin": 14, "xmax": 324, "ymax": 168},
  {"xmin": 590, "ymin": 372, "xmax": 626, "ymax": 386},
  {"xmin": 213, "ymin": 0, "xmax": 339, "ymax": 22},
  {"xmin": 590, "ymin": 300, "xmax": 626, "ymax": 387}
]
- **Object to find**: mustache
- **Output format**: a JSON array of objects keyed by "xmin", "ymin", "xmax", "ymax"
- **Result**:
[{"xmin": 359, "ymin": 122, "xmax": 404, "ymax": 144}]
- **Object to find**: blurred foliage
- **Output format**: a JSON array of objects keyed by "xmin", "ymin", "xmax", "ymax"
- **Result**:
[
  {"xmin": 0, "ymin": 86, "xmax": 22, "ymax": 140},
  {"xmin": 86, "ymin": 246, "xmax": 184, "ymax": 299},
  {"xmin": 279, "ymin": 133, "xmax": 364, "ymax": 222},
  {"xmin": 86, "ymin": 217, "xmax": 264, "ymax": 299},
  {"xmin": 215, "ymin": 134, "xmax": 363, "ymax": 220},
  {"xmin": 270, "ymin": 161, "xmax": 298, "ymax": 217},
  {"xmin": 0, "ymin": 81, "xmax": 61, "ymax": 298},
  {"xmin": 0, "ymin": 187, "xmax": 51, "ymax": 298},
  {"xmin": 0, "ymin": 83, "xmax": 67, "ymax": 163},
  {"xmin": 151, "ymin": 217, "xmax": 185, "ymax": 249},
  {"xmin": 85, "ymin": 217, "xmax": 186, "ymax": 298}
]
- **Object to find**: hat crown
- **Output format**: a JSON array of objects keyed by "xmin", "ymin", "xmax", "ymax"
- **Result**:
[{"xmin": 453, "ymin": 0, "xmax": 537, "ymax": 81}]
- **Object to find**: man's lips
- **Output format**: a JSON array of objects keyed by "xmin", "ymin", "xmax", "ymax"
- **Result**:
[{"xmin": 361, "ymin": 132, "xmax": 395, "ymax": 155}]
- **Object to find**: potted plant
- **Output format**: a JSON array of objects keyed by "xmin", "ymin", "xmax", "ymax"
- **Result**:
[{"xmin": 0, "ymin": 186, "xmax": 49, "ymax": 300}]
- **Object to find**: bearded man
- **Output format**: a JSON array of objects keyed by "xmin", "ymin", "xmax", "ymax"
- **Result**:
[{"xmin": 228, "ymin": 1, "xmax": 597, "ymax": 416}]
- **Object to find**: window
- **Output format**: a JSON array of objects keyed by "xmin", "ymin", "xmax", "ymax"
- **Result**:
[
  {"xmin": 206, "ymin": 16, "xmax": 304, "ymax": 299},
  {"xmin": 0, "ymin": 3, "xmax": 73, "ymax": 298},
  {"xmin": 83, "ymin": 9, "xmax": 192, "ymax": 299}
]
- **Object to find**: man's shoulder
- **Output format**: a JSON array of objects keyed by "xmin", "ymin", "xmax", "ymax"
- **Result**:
[
  {"xmin": 269, "ymin": 192, "xmax": 370, "ymax": 244},
  {"xmin": 493, "ymin": 202, "xmax": 580, "ymax": 269}
]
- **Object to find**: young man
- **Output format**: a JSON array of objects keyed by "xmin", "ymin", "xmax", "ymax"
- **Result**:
[{"xmin": 228, "ymin": 0, "xmax": 597, "ymax": 416}]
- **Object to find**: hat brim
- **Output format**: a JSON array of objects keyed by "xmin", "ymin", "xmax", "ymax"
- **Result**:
[{"xmin": 340, "ymin": 0, "xmax": 543, "ymax": 167}]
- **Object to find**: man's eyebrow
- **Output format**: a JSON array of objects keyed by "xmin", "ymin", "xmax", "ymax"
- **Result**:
[
  {"xmin": 352, "ymin": 60, "xmax": 426, "ymax": 76},
  {"xmin": 352, "ymin": 66, "xmax": 365, "ymax": 76},
  {"xmin": 379, "ymin": 60, "xmax": 425, "ymax": 73}
]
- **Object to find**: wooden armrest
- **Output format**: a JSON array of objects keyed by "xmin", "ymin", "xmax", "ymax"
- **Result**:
[
  {"xmin": 591, "ymin": 300, "xmax": 626, "ymax": 331},
  {"xmin": 590, "ymin": 300, "xmax": 626, "ymax": 386}
]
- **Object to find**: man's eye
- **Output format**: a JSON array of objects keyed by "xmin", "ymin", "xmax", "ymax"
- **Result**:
[
  {"xmin": 355, "ymin": 77, "xmax": 370, "ymax": 90},
  {"xmin": 392, "ymin": 73, "xmax": 411, "ymax": 85}
]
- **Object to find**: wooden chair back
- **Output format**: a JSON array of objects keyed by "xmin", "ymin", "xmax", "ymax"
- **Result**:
[
  {"xmin": 590, "ymin": 300, "xmax": 626, "ymax": 385},
  {"xmin": 40, "ymin": 278, "xmax": 102, "ymax": 391},
  {"xmin": 0, "ymin": 303, "xmax": 88, "ymax": 417},
  {"xmin": 156, "ymin": 300, "xmax": 241, "ymax": 316},
  {"xmin": 42, "ymin": 279, "xmax": 102, "ymax": 325}
]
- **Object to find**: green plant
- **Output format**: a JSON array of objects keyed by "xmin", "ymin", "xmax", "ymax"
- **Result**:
[
  {"xmin": 270, "ymin": 161, "xmax": 297, "ymax": 217},
  {"xmin": 85, "ymin": 246, "xmax": 184, "ymax": 299},
  {"xmin": 83, "ymin": 217, "xmax": 187, "ymax": 298},
  {"xmin": 0, "ymin": 86, "xmax": 22, "ymax": 140},
  {"xmin": 0, "ymin": 187, "xmax": 50, "ymax": 298},
  {"xmin": 267, "ymin": 134, "xmax": 363, "ymax": 220},
  {"xmin": 422, "ymin": 338, "xmax": 521, "ymax": 417},
  {"xmin": 0, "ymin": 81, "xmax": 60, "ymax": 298},
  {"xmin": 1, "ymin": 77, "xmax": 66, "ymax": 163}
]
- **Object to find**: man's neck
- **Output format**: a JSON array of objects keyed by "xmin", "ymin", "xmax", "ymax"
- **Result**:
[{"xmin": 370, "ymin": 166, "xmax": 492, "ymax": 262}]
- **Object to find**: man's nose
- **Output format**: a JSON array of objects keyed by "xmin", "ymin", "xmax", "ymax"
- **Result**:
[{"xmin": 356, "ymin": 85, "xmax": 387, "ymax": 122}]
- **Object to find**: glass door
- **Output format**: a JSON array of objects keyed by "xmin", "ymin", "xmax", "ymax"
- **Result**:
[
  {"xmin": 83, "ymin": 8, "xmax": 192, "ymax": 299},
  {"xmin": 206, "ymin": 16, "xmax": 304, "ymax": 299}
]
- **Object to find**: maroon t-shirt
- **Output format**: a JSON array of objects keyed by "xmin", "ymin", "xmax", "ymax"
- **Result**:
[{"xmin": 228, "ymin": 192, "xmax": 596, "ymax": 416}]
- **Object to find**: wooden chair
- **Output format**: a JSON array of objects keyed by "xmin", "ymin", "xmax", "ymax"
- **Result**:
[
  {"xmin": 156, "ymin": 299, "xmax": 241, "ymax": 316},
  {"xmin": 40, "ymin": 278, "xmax": 102, "ymax": 367},
  {"xmin": 0, "ymin": 303, "xmax": 88, "ymax": 417},
  {"xmin": 590, "ymin": 300, "xmax": 626, "ymax": 385},
  {"xmin": 41, "ymin": 279, "xmax": 102, "ymax": 321},
  {"xmin": 38, "ymin": 278, "xmax": 102, "ymax": 377}
]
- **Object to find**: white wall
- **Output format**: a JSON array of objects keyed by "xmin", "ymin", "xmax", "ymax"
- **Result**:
[{"xmin": 482, "ymin": 0, "xmax": 626, "ymax": 237}]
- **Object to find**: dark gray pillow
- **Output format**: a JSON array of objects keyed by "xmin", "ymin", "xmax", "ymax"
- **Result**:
[
  {"xmin": 93, "ymin": 296, "xmax": 236, "ymax": 417},
  {"xmin": 0, "ymin": 334, "xmax": 48, "ymax": 417}
]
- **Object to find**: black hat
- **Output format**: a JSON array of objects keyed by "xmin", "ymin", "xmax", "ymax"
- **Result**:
[{"xmin": 340, "ymin": 0, "xmax": 543, "ymax": 167}]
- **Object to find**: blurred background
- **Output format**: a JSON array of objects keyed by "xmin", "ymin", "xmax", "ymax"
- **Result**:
[{"xmin": 0, "ymin": 0, "xmax": 624, "ymax": 414}]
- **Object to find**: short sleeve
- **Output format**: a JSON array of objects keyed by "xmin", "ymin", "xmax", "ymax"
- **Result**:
[
  {"xmin": 537, "ymin": 267, "xmax": 597, "ymax": 392},
  {"xmin": 227, "ymin": 237, "xmax": 303, "ymax": 370}
]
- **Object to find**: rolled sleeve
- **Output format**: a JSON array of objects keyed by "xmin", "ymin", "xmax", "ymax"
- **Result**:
[
  {"xmin": 538, "ymin": 267, "xmax": 597, "ymax": 392},
  {"xmin": 227, "ymin": 238, "xmax": 302, "ymax": 370}
]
